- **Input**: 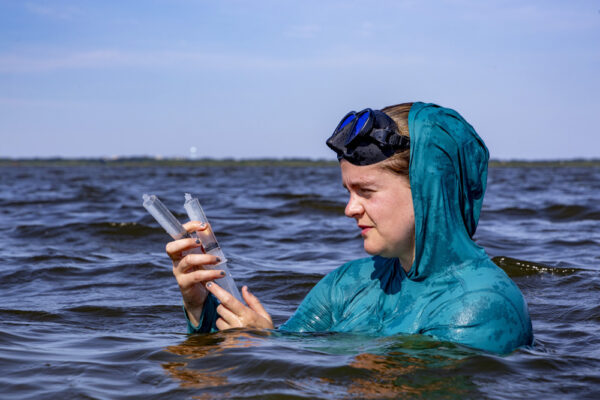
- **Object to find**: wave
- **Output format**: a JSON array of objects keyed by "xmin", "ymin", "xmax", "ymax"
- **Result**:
[
  {"xmin": 485, "ymin": 204, "xmax": 600, "ymax": 221},
  {"xmin": 492, "ymin": 256, "xmax": 581, "ymax": 277}
]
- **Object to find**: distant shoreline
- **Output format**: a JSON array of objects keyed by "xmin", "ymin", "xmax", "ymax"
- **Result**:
[{"xmin": 1, "ymin": 157, "xmax": 599, "ymax": 168}]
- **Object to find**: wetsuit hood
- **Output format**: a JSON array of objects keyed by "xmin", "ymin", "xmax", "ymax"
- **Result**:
[{"xmin": 407, "ymin": 102, "xmax": 489, "ymax": 280}]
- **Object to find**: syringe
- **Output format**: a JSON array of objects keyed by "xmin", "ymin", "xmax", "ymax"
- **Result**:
[
  {"xmin": 184, "ymin": 193, "xmax": 242, "ymax": 302},
  {"xmin": 142, "ymin": 193, "xmax": 242, "ymax": 302},
  {"xmin": 143, "ymin": 194, "xmax": 189, "ymax": 240}
]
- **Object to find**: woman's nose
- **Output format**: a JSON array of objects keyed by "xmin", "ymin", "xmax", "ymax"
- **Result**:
[{"xmin": 344, "ymin": 195, "xmax": 364, "ymax": 218}]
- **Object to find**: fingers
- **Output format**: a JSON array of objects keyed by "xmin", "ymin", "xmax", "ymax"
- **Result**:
[
  {"xmin": 208, "ymin": 283, "xmax": 275, "ymax": 331},
  {"xmin": 175, "ymin": 253, "xmax": 221, "ymax": 274},
  {"xmin": 173, "ymin": 253, "xmax": 224, "ymax": 294},
  {"xmin": 182, "ymin": 221, "xmax": 210, "ymax": 233},
  {"xmin": 205, "ymin": 281, "xmax": 246, "ymax": 315},
  {"xmin": 208, "ymin": 282, "xmax": 246, "ymax": 331},
  {"xmin": 166, "ymin": 238, "xmax": 202, "ymax": 261},
  {"xmin": 165, "ymin": 222, "xmax": 211, "ymax": 261},
  {"xmin": 242, "ymin": 286, "xmax": 271, "ymax": 321},
  {"xmin": 216, "ymin": 318, "xmax": 231, "ymax": 331},
  {"xmin": 177, "ymin": 268, "xmax": 225, "ymax": 289},
  {"xmin": 216, "ymin": 304, "xmax": 241, "ymax": 327}
]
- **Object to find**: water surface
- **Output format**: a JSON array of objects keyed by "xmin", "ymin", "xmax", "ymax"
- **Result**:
[{"xmin": 0, "ymin": 164, "xmax": 598, "ymax": 399}]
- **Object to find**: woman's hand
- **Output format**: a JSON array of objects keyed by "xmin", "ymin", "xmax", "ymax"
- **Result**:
[
  {"xmin": 167, "ymin": 221, "xmax": 225, "ymax": 327},
  {"xmin": 205, "ymin": 282, "xmax": 274, "ymax": 330}
]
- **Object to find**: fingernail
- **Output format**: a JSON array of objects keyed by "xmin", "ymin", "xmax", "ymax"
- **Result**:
[
  {"xmin": 206, "ymin": 282, "xmax": 213, "ymax": 288},
  {"xmin": 195, "ymin": 239, "xmax": 201, "ymax": 244},
  {"xmin": 215, "ymin": 257, "xmax": 221, "ymax": 263},
  {"xmin": 220, "ymin": 271, "xmax": 225, "ymax": 276},
  {"xmin": 200, "ymin": 223, "xmax": 207, "ymax": 229}
]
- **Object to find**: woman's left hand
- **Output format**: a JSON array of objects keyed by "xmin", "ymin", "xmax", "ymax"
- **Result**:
[{"xmin": 205, "ymin": 282, "xmax": 274, "ymax": 330}]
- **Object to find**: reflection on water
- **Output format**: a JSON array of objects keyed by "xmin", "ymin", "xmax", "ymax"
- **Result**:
[
  {"xmin": 163, "ymin": 331, "xmax": 267, "ymax": 395},
  {"xmin": 345, "ymin": 353, "xmax": 475, "ymax": 399},
  {"xmin": 162, "ymin": 330, "xmax": 481, "ymax": 399},
  {"xmin": 1, "ymin": 164, "xmax": 599, "ymax": 399}
]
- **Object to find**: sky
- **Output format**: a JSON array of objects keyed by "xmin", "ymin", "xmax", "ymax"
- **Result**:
[{"xmin": 0, "ymin": 0, "xmax": 599, "ymax": 160}]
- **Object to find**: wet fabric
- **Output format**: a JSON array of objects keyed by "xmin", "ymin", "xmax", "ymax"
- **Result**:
[
  {"xmin": 186, "ymin": 293, "xmax": 219, "ymax": 334},
  {"xmin": 189, "ymin": 102, "xmax": 534, "ymax": 354}
]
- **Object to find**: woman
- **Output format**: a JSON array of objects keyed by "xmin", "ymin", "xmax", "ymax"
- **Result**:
[{"xmin": 166, "ymin": 102, "xmax": 533, "ymax": 354}]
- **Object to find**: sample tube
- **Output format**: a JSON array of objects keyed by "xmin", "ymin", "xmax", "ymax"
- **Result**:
[
  {"xmin": 183, "ymin": 193, "xmax": 219, "ymax": 253},
  {"xmin": 143, "ymin": 194, "xmax": 188, "ymax": 240},
  {"xmin": 184, "ymin": 193, "xmax": 242, "ymax": 301}
]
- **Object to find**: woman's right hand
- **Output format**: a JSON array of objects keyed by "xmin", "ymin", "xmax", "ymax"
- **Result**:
[{"xmin": 167, "ymin": 221, "xmax": 225, "ymax": 327}]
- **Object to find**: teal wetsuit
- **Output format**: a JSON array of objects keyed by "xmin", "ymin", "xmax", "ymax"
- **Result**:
[{"xmin": 187, "ymin": 102, "xmax": 533, "ymax": 354}]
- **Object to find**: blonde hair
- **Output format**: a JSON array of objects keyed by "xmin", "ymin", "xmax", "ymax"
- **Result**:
[{"xmin": 379, "ymin": 102, "xmax": 413, "ymax": 178}]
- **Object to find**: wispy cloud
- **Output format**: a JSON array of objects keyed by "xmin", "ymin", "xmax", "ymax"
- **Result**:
[
  {"xmin": 0, "ymin": 50, "xmax": 129, "ymax": 73},
  {"xmin": 357, "ymin": 21, "xmax": 375, "ymax": 38},
  {"xmin": 0, "ymin": 48, "xmax": 424, "ymax": 73},
  {"xmin": 448, "ymin": 0, "xmax": 600, "ymax": 31},
  {"xmin": 0, "ymin": 96, "xmax": 76, "ymax": 108},
  {"xmin": 24, "ymin": 2, "xmax": 81, "ymax": 20},
  {"xmin": 284, "ymin": 24, "xmax": 321, "ymax": 39}
]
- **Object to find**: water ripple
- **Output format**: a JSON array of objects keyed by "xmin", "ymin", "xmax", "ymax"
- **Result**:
[{"xmin": 0, "ymin": 164, "xmax": 599, "ymax": 399}]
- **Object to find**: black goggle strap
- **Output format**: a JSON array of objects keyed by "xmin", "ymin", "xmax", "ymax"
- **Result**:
[{"xmin": 370, "ymin": 129, "xmax": 410, "ymax": 149}]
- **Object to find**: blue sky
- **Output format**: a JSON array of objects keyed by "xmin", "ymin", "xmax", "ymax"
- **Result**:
[{"xmin": 1, "ymin": 0, "xmax": 598, "ymax": 160}]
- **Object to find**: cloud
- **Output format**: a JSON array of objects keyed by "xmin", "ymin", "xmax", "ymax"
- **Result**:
[
  {"xmin": 357, "ymin": 21, "xmax": 375, "ymax": 38},
  {"xmin": 284, "ymin": 24, "xmax": 321, "ymax": 39},
  {"xmin": 447, "ymin": 0, "xmax": 600, "ymax": 31},
  {"xmin": 0, "ymin": 48, "xmax": 425, "ymax": 73},
  {"xmin": 0, "ymin": 50, "xmax": 130, "ymax": 73},
  {"xmin": 24, "ymin": 2, "xmax": 81, "ymax": 20},
  {"xmin": 0, "ymin": 96, "xmax": 75, "ymax": 108}
]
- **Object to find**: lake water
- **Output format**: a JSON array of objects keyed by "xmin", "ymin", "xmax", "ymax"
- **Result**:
[{"xmin": 0, "ymin": 163, "xmax": 598, "ymax": 399}]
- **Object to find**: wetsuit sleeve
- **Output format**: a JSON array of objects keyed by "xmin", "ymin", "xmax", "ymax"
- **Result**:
[
  {"xmin": 185, "ymin": 293, "xmax": 219, "ymax": 334},
  {"xmin": 420, "ymin": 290, "xmax": 533, "ymax": 354},
  {"xmin": 278, "ymin": 271, "xmax": 337, "ymax": 332}
]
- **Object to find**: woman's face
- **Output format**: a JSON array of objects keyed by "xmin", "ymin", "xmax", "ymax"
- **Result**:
[{"xmin": 340, "ymin": 160, "xmax": 415, "ymax": 266}]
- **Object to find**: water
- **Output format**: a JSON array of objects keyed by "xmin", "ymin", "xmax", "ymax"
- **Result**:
[{"xmin": 0, "ymin": 163, "xmax": 598, "ymax": 399}]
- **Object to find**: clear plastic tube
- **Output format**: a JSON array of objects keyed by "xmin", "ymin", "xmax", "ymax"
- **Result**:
[
  {"xmin": 143, "ymin": 193, "xmax": 204, "ymax": 253},
  {"xmin": 142, "ymin": 193, "xmax": 243, "ymax": 302},
  {"xmin": 184, "ymin": 193, "xmax": 242, "ymax": 301},
  {"xmin": 143, "ymin": 194, "xmax": 188, "ymax": 240},
  {"xmin": 184, "ymin": 193, "xmax": 219, "ymax": 252}
]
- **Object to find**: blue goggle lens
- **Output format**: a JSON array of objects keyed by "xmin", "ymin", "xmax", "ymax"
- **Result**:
[
  {"xmin": 352, "ymin": 112, "xmax": 369, "ymax": 138},
  {"xmin": 345, "ymin": 111, "xmax": 370, "ymax": 144},
  {"xmin": 339, "ymin": 113, "xmax": 355, "ymax": 130},
  {"xmin": 326, "ymin": 107, "xmax": 408, "ymax": 166}
]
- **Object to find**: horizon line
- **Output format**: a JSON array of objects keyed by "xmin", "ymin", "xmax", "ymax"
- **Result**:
[{"xmin": 1, "ymin": 156, "xmax": 600, "ymax": 167}]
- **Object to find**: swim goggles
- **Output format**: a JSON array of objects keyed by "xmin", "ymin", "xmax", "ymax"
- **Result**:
[{"xmin": 326, "ymin": 108, "xmax": 410, "ymax": 166}]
